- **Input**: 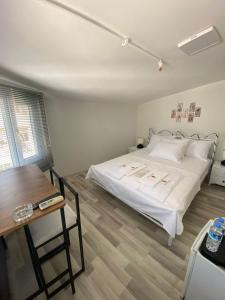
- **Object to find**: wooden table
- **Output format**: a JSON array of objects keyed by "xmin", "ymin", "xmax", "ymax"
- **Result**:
[
  {"xmin": 0, "ymin": 165, "xmax": 65, "ymax": 236},
  {"xmin": 0, "ymin": 165, "xmax": 75, "ymax": 299}
]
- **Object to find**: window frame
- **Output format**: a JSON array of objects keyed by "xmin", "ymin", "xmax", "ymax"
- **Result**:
[{"xmin": 0, "ymin": 85, "xmax": 52, "ymax": 172}]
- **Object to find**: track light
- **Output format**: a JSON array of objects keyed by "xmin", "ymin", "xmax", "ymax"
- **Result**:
[
  {"xmin": 121, "ymin": 37, "xmax": 129, "ymax": 47},
  {"xmin": 45, "ymin": 0, "xmax": 165, "ymax": 70},
  {"xmin": 158, "ymin": 59, "xmax": 163, "ymax": 71}
]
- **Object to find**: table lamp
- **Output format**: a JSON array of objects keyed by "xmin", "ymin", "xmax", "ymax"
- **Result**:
[{"xmin": 137, "ymin": 137, "xmax": 144, "ymax": 149}]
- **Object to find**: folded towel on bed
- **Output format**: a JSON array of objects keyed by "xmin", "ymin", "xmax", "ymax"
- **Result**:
[
  {"xmin": 122, "ymin": 168, "xmax": 168, "ymax": 189},
  {"xmin": 106, "ymin": 162, "xmax": 145, "ymax": 180},
  {"xmin": 107, "ymin": 161, "xmax": 181, "ymax": 203},
  {"xmin": 122, "ymin": 168, "xmax": 150, "ymax": 189},
  {"xmin": 140, "ymin": 170, "xmax": 168, "ymax": 187},
  {"xmin": 139, "ymin": 173, "xmax": 181, "ymax": 202}
]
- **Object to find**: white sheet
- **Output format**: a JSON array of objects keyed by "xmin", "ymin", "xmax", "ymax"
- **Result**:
[
  {"xmin": 86, "ymin": 148, "xmax": 211, "ymax": 238},
  {"xmin": 132, "ymin": 149, "xmax": 211, "ymax": 183},
  {"xmin": 106, "ymin": 161, "xmax": 145, "ymax": 179}
]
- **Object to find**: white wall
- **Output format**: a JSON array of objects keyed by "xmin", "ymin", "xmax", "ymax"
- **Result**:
[
  {"xmin": 46, "ymin": 95, "xmax": 137, "ymax": 175},
  {"xmin": 3, "ymin": 75, "xmax": 224, "ymax": 174},
  {"xmin": 137, "ymin": 79, "xmax": 225, "ymax": 160}
]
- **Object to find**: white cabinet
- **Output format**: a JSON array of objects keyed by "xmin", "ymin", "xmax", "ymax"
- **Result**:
[
  {"xmin": 185, "ymin": 253, "xmax": 225, "ymax": 300},
  {"xmin": 128, "ymin": 146, "xmax": 145, "ymax": 153},
  {"xmin": 183, "ymin": 220, "xmax": 225, "ymax": 300},
  {"xmin": 210, "ymin": 161, "xmax": 225, "ymax": 187}
]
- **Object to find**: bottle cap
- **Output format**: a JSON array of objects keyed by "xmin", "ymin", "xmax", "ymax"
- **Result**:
[
  {"xmin": 217, "ymin": 217, "xmax": 225, "ymax": 223},
  {"xmin": 214, "ymin": 221, "xmax": 222, "ymax": 228}
]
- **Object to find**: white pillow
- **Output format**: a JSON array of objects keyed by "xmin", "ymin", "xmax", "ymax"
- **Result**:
[
  {"xmin": 148, "ymin": 141, "xmax": 187, "ymax": 162},
  {"xmin": 185, "ymin": 139, "xmax": 213, "ymax": 161},
  {"xmin": 147, "ymin": 134, "xmax": 162, "ymax": 151},
  {"xmin": 147, "ymin": 134, "xmax": 181, "ymax": 151}
]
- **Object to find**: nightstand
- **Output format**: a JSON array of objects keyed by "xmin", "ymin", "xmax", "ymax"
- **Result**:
[
  {"xmin": 209, "ymin": 161, "xmax": 225, "ymax": 187},
  {"xmin": 128, "ymin": 146, "xmax": 145, "ymax": 153},
  {"xmin": 128, "ymin": 146, "xmax": 138, "ymax": 153}
]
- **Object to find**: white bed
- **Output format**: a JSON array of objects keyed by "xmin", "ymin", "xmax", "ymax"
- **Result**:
[{"xmin": 86, "ymin": 129, "xmax": 218, "ymax": 244}]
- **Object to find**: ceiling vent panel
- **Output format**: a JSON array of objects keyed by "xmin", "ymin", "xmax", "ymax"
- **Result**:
[{"xmin": 177, "ymin": 26, "xmax": 221, "ymax": 55}]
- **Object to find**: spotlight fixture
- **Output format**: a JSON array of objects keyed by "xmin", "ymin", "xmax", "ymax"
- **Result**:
[
  {"xmin": 158, "ymin": 59, "xmax": 163, "ymax": 71},
  {"xmin": 121, "ymin": 37, "xmax": 129, "ymax": 47}
]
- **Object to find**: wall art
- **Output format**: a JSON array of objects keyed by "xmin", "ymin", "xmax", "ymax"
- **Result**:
[
  {"xmin": 195, "ymin": 107, "xmax": 201, "ymax": 117},
  {"xmin": 171, "ymin": 102, "xmax": 202, "ymax": 123}
]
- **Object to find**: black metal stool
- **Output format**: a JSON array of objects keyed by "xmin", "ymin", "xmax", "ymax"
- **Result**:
[
  {"xmin": 0, "ymin": 236, "xmax": 7, "ymax": 250},
  {"xmin": 24, "ymin": 168, "xmax": 85, "ymax": 299}
]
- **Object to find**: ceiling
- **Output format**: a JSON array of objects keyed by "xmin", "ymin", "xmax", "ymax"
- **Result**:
[{"xmin": 0, "ymin": 0, "xmax": 225, "ymax": 102}]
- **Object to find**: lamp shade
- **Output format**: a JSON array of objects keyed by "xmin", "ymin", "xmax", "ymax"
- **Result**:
[{"xmin": 137, "ymin": 137, "xmax": 144, "ymax": 145}]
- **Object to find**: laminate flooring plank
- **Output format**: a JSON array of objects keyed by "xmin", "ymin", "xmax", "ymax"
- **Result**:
[{"xmin": 6, "ymin": 172, "xmax": 225, "ymax": 300}]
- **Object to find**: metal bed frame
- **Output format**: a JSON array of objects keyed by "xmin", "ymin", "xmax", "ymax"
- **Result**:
[
  {"xmin": 147, "ymin": 128, "xmax": 219, "ymax": 161},
  {"xmin": 89, "ymin": 128, "xmax": 219, "ymax": 246},
  {"xmin": 145, "ymin": 128, "xmax": 219, "ymax": 246}
]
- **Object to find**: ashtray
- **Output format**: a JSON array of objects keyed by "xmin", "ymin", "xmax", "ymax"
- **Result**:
[{"xmin": 12, "ymin": 203, "xmax": 33, "ymax": 223}]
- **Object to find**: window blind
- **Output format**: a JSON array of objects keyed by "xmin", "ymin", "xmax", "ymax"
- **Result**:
[{"xmin": 0, "ymin": 85, "xmax": 53, "ymax": 172}]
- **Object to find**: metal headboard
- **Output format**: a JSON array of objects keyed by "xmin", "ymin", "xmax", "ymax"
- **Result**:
[{"xmin": 147, "ymin": 128, "xmax": 219, "ymax": 161}]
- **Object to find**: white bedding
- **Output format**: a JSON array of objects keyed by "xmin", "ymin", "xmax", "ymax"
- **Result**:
[{"xmin": 86, "ymin": 148, "xmax": 211, "ymax": 238}]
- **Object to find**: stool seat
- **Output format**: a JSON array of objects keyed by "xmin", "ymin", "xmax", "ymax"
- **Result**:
[{"xmin": 29, "ymin": 204, "xmax": 76, "ymax": 247}]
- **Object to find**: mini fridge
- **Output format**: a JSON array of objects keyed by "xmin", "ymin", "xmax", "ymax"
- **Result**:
[{"xmin": 182, "ymin": 220, "xmax": 225, "ymax": 300}]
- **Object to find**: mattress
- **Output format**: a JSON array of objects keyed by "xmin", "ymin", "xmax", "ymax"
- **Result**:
[{"xmin": 86, "ymin": 149, "xmax": 211, "ymax": 238}]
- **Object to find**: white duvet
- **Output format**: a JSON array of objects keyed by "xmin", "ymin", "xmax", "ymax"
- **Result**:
[{"xmin": 86, "ymin": 149, "xmax": 211, "ymax": 238}]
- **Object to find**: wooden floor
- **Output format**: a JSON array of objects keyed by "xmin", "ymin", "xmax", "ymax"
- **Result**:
[{"xmin": 6, "ymin": 171, "xmax": 225, "ymax": 300}]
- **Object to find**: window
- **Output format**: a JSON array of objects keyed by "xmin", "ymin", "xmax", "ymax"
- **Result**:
[{"xmin": 0, "ymin": 85, "xmax": 53, "ymax": 172}]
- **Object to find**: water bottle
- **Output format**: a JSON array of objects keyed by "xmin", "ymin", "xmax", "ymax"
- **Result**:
[
  {"xmin": 206, "ymin": 221, "xmax": 223, "ymax": 252},
  {"xmin": 214, "ymin": 217, "xmax": 225, "ymax": 233}
]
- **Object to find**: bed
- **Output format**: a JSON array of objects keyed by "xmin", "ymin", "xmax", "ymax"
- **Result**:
[{"xmin": 86, "ymin": 129, "xmax": 218, "ymax": 245}]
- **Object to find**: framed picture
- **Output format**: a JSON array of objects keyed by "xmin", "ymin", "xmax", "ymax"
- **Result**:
[
  {"xmin": 177, "ymin": 103, "xmax": 183, "ymax": 112},
  {"xmin": 189, "ymin": 102, "xmax": 196, "ymax": 113},
  {"xmin": 171, "ymin": 102, "xmax": 201, "ymax": 122},
  {"xmin": 176, "ymin": 112, "xmax": 182, "ymax": 123},
  {"xmin": 182, "ymin": 108, "xmax": 188, "ymax": 118},
  {"xmin": 188, "ymin": 113, "xmax": 194, "ymax": 123},
  {"xmin": 195, "ymin": 107, "xmax": 201, "ymax": 117},
  {"xmin": 171, "ymin": 109, "xmax": 176, "ymax": 119}
]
